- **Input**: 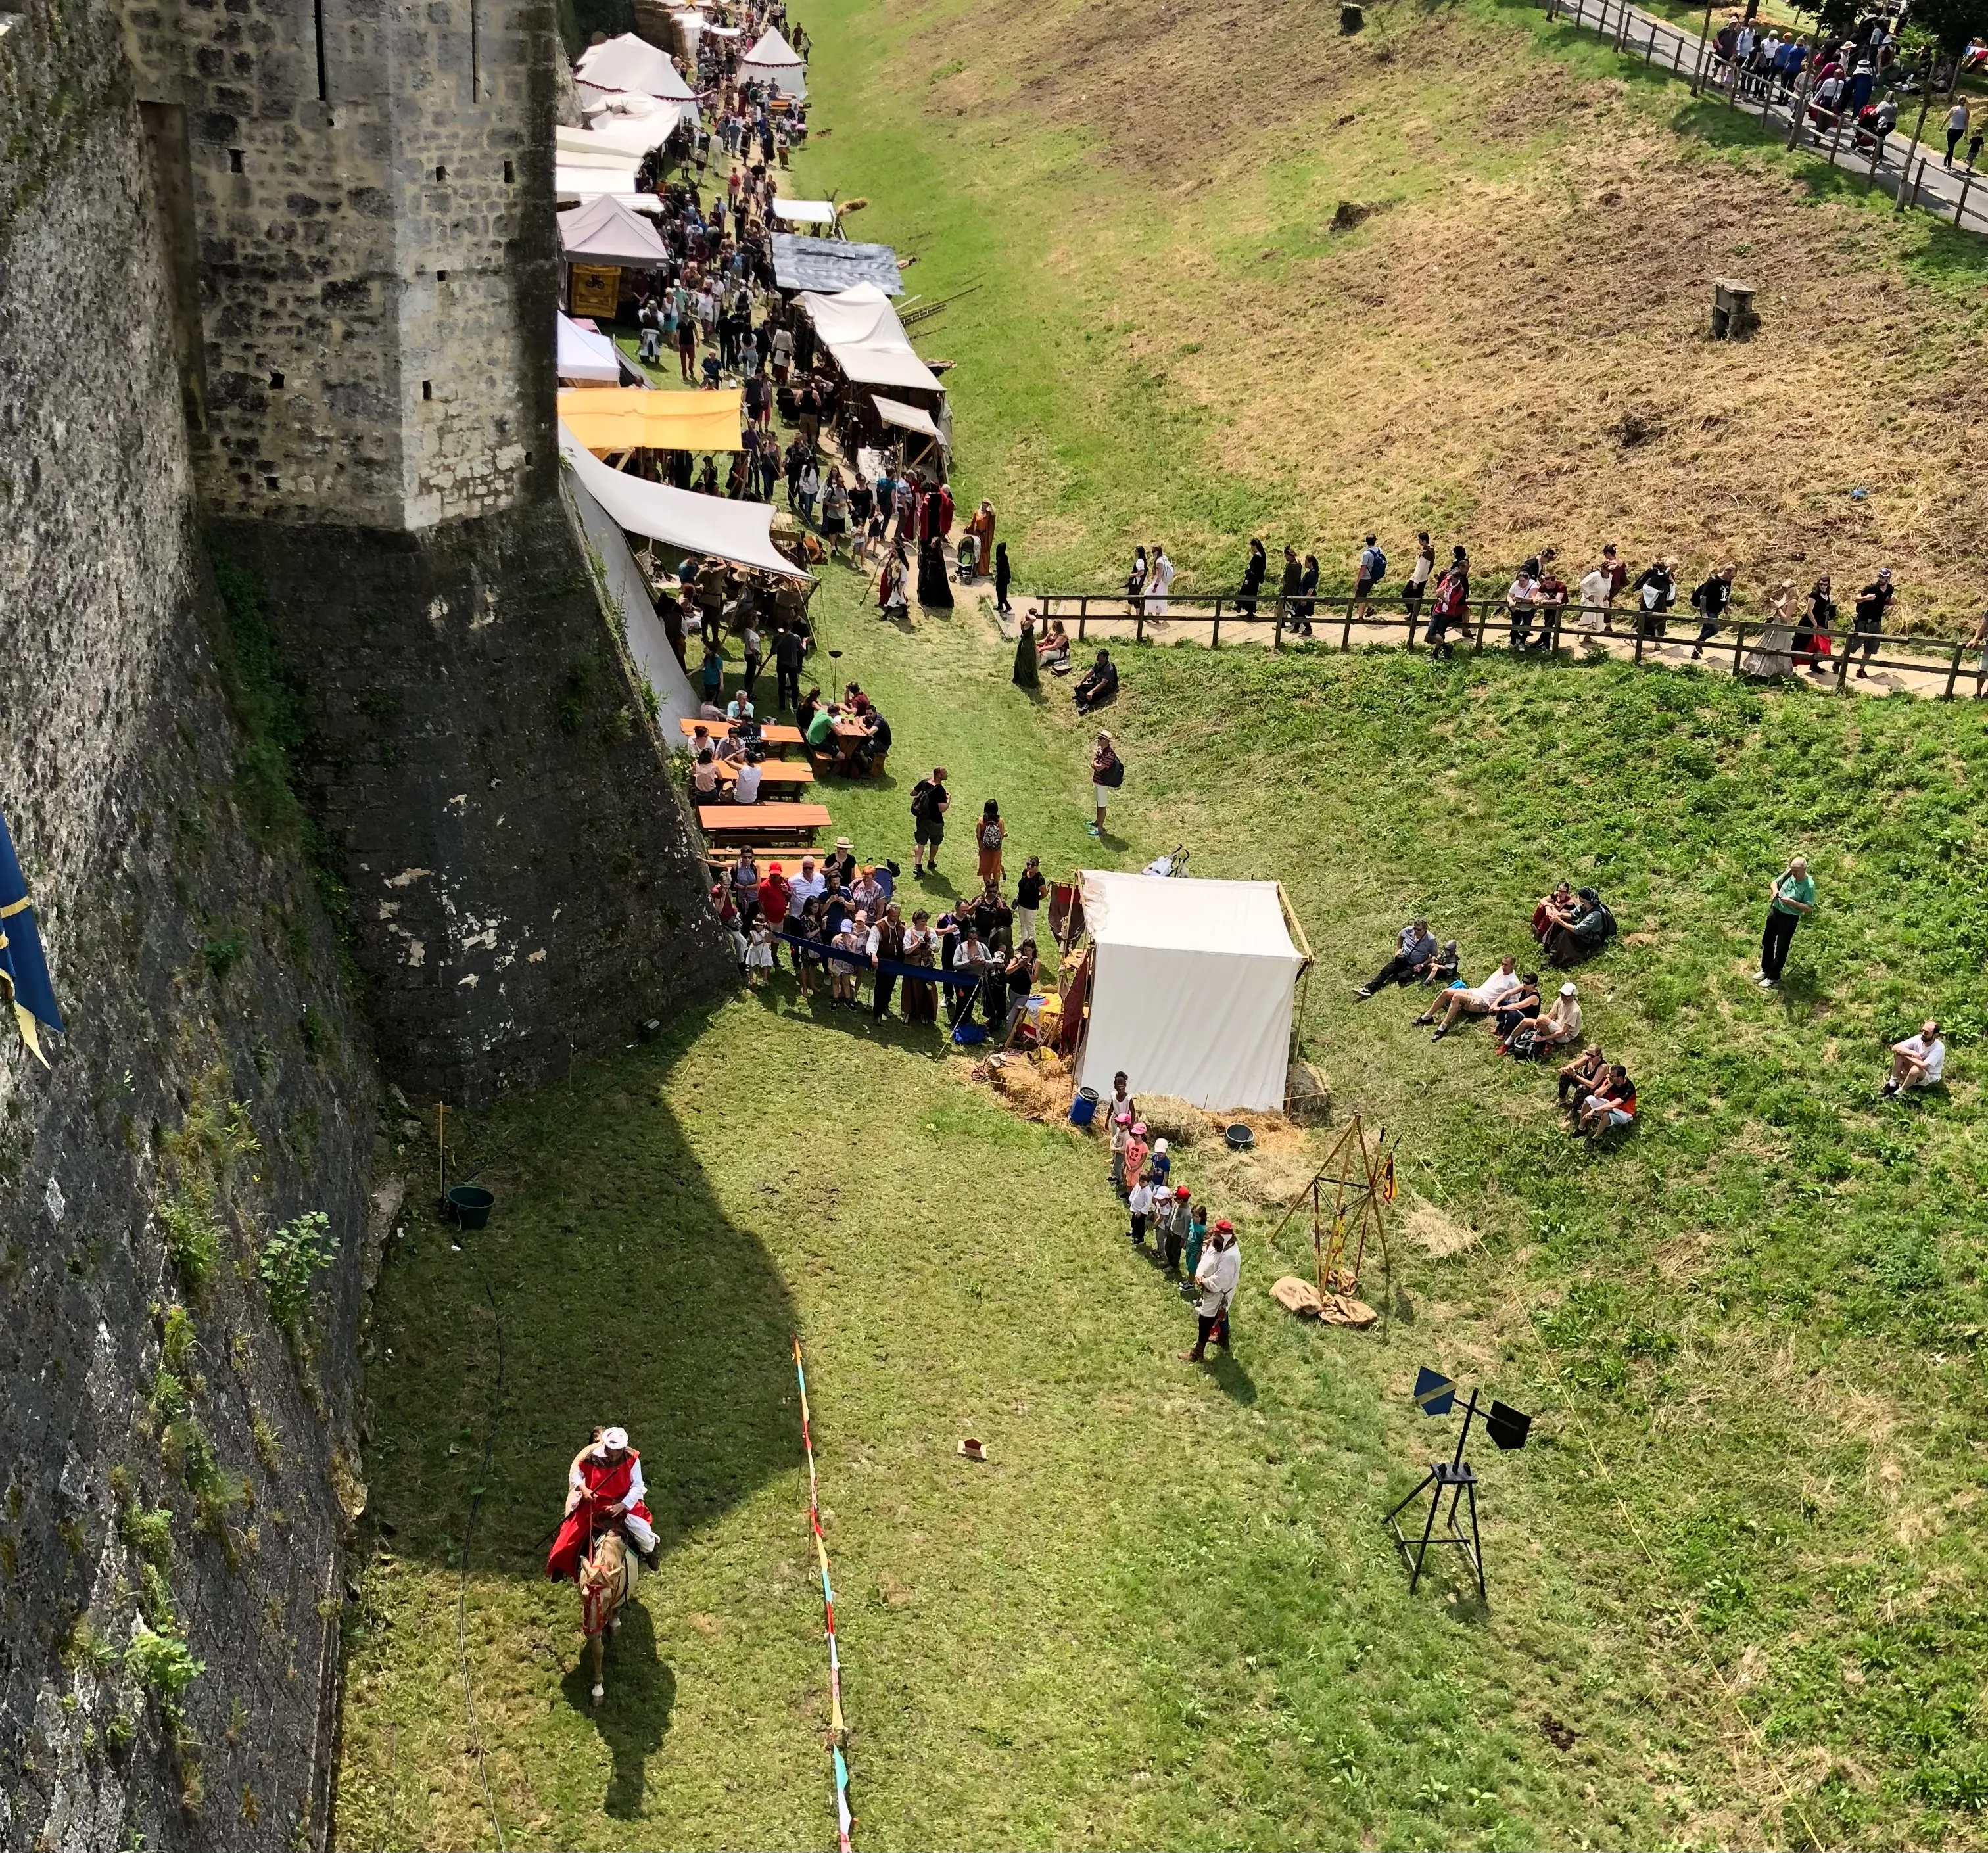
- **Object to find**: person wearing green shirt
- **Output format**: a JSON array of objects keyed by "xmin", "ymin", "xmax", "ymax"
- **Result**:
[
  {"xmin": 805, "ymin": 705, "xmax": 837, "ymax": 749},
  {"xmin": 1759, "ymin": 856, "xmax": 1815, "ymax": 989}
]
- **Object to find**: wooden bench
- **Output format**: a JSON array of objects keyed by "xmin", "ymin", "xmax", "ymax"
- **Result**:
[
  {"xmin": 703, "ymin": 843, "xmax": 818, "ymax": 870},
  {"xmin": 699, "ymin": 801, "xmax": 830, "ymax": 845},
  {"xmin": 680, "ymin": 718, "xmax": 805, "ymax": 749},
  {"xmin": 711, "ymin": 759, "xmax": 816, "ymax": 789}
]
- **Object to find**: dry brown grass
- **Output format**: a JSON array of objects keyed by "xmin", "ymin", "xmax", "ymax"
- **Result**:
[{"xmin": 897, "ymin": 0, "xmax": 1988, "ymax": 622}]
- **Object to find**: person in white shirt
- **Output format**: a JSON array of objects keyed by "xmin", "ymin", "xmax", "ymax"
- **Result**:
[
  {"xmin": 731, "ymin": 757, "xmax": 763, "ymax": 805},
  {"xmin": 787, "ymin": 856, "xmax": 826, "ymax": 907},
  {"xmin": 1127, "ymin": 1176, "xmax": 1154, "ymax": 1248},
  {"xmin": 1143, "ymin": 545, "xmax": 1175, "ymax": 617},
  {"xmin": 1417, "ymin": 954, "xmax": 1520, "ymax": 1040},
  {"xmin": 1884, "ymin": 1020, "xmax": 1945, "ymax": 1094},
  {"xmin": 1181, "ymin": 1220, "xmax": 1240, "ymax": 1362}
]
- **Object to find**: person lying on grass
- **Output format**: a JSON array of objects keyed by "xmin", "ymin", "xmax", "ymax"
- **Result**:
[
  {"xmin": 1883, "ymin": 1020, "xmax": 1945, "ymax": 1096},
  {"xmin": 1557, "ymin": 1044, "xmax": 1607, "ymax": 1108},
  {"xmin": 1574, "ymin": 1064, "xmax": 1638, "ymax": 1138},
  {"xmin": 1356, "ymin": 918, "xmax": 1440, "ymax": 997},
  {"xmin": 1416, "ymin": 954, "xmax": 1520, "ymax": 1041}
]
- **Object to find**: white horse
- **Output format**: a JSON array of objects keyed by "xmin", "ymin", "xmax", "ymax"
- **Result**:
[{"xmin": 578, "ymin": 1522, "xmax": 640, "ymax": 1706}]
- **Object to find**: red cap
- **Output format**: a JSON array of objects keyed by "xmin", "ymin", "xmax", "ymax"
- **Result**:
[
  {"xmin": 1214, "ymin": 1219, "xmax": 1233, "ymax": 1232},
  {"xmin": 1174, "ymin": 1186, "xmax": 1190, "ymax": 1200}
]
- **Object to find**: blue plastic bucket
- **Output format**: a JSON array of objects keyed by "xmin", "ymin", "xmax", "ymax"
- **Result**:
[{"xmin": 1069, "ymin": 1086, "xmax": 1100, "ymax": 1128}]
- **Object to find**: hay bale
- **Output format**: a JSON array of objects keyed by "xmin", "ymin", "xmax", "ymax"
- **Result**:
[{"xmin": 1406, "ymin": 1198, "xmax": 1480, "ymax": 1258}]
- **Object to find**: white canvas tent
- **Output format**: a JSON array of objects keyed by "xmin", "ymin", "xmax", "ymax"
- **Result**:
[
  {"xmin": 557, "ymin": 424, "xmax": 813, "ymax": 581},
  {"xmin": 557, "ymin": 194, "xmax": 671, "ymax": 266},
  {"xmin": 872, "ymin": 395, "xmax": 943, "ymax": 444},
  {"xmin": 574, "ymin": 32, "xmax": 696, "ymax": 100},
  {"xmin": 797, "ymin": 283, "xmax": 942, "ymax": 394},
  {"xmin": 556, "ymin": 312, "xmax": 620, "ymax": 383},
  {"xmin": 741, "ymin": 26, "xmax": 806, "ymax": 95},
  {"xmin": 1074, "ymin": 872, "xmax": 1308, "ymax": 1113},
  {"xmin": 770, "ymin": 197, "xmax": 838, "ymax": 225}
]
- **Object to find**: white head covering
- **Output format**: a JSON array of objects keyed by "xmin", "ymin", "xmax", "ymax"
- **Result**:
[{"xmin": 602, "ymin": 1426, "xmax": 630, "ymax": 1451}]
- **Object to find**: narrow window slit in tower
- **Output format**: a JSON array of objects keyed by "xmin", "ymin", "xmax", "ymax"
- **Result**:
[
  {"xmin": 422, "ymin": 380, "xmax": 433, "ymax": 401},
  {"xmin": 313, "ymin": 0, "xmax": 327, "ymax": 102}
]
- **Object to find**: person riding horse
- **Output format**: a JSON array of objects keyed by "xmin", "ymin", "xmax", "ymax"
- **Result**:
[{"xmin": 545, "ymin": 1426, "xmax": 659, "ymax": 1581}]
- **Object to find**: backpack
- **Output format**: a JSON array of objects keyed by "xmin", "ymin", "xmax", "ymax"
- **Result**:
[
  {"xmin": 1366, "ymin": 546, "xmax": 1387, "ymax": 582},
  {"xmin": 911, "ymin": 780, "xmax": 938, "ymax": 820},
  {"xmin": 1096, "ymin": 752, "xmax": 1125, "ymax": 789},
  {"xmin": 979, "ymin": 820, "xmax": 1003, "ymax": 850}
]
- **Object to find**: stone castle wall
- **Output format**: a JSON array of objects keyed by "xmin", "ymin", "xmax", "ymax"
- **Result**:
[
  {"xmin": 118, "ymin": 0, "xmax": 560, "ymax": 528},
  {"xmin": 0, "ymin": 3, "xmax": 380, "ymax": 1843}
]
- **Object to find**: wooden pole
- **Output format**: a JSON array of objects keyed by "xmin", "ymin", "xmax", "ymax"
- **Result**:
[
  {"xmin": 1690, "ymin": 0, "xmax": 1715, "ymax": 91},
  {"xmin": 1899, "ymin": 55, "xmax": 1937, "ymax": 211},
  {"xmin": 437, "ymin": 1103, "xmax": 447, "ymax": 1209}
]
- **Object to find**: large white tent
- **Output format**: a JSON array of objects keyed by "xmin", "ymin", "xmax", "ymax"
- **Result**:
[
  {"xmin": 574, "ymin": 33, "xmax": 696, "ymax": 100},
  {"xmin": 796, "ymin": 282, "xmax": 941, "ymax": 394},
  {"xmin": 557, "ymin": 425, "xmax": 813, "ymax": 581},
  {"xmin": 557, "ymin": 193, "xmax": 671, "ymax": 266},
  {"xmin": 741, "ymin": 26, "xmax": 806, "ymax": 95},
  {"xmin": 1074, "ymin": 872, "xmax": 1308, "ymax": 1113}
]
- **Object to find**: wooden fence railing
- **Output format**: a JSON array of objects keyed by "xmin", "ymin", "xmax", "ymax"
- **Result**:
[{"xmin": 1026, "ymin": 591, "xmax": 1988, "ymax": 698}]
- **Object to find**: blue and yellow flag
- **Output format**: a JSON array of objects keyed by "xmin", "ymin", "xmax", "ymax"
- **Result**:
[{"xmin": 0, "ymin": 808, "xmax": 64, "ymax": 1066}]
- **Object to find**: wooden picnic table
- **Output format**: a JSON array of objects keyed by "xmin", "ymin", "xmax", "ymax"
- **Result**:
[
  {"xmin": 711, "ymin": 759, "xmax": 816, "ymax": 789},
  {"xmin": 680, "ymin": 718, "xmax": 805, "ymax": 748},
  {"xmin": 699, "ymin": 802, "xmax": 830, "ymax": 843}
]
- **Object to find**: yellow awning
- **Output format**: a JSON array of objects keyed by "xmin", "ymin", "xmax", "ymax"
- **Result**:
[{"xmin": 556, "ymin": 386, "xmax": 746, "ymax": 454}]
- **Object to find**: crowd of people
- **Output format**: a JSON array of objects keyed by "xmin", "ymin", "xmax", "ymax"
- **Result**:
[
  {"xmin": 1095, "ymin": 1073, "xmax": 1244, "ymax": 1366},
  {"xmin": 1172, "ymin": 533, "xmax": 1951, "ymax": 677},
  {"xmin": 1355, "ymin": 884, "xmax": 1635, "ymax": 1138}
]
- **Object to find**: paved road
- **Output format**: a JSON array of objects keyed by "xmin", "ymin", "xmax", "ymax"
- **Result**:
[{"xmin": 1548, "ymin": 0, "xmax": 1988, "ymax": 231}]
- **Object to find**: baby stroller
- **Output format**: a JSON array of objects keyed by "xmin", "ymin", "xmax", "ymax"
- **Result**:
[{"xmin": 1142, "ymin": 845, "xmax": 1192, "ymax": 878}]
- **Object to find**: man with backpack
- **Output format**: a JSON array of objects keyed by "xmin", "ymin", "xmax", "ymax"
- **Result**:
[
  {"xmin": 1090, "ymin": 731, "xmax": 1124, "ymax": 838},
  {"xmin": 1354, "ymin": 534, "xmax": 1387, "ymax": 621},
  {"xmin": 910, "ymin": 766, "xmax": 949, "ymax": 875}
]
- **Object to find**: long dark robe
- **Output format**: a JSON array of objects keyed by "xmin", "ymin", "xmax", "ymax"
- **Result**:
[
  {"xmin": 917, "ymin": 536, "xmax": 954, "ymax": 609},
  {"xmin": 1012, "ymin": 618, "xmax": 1040, "ymax": 689}
]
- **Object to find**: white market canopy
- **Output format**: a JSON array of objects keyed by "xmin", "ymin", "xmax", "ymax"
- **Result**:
[
  {"xmin": 770, "ymin": 197, "xmax": 838, "ymax": 225},
  {"xmin": 556, "ymin": 312, "xmax": 620, "ymax": 383},
  {"xmin": 557, "ymin": 193, "xmax": 671, "ymax": 266},
  {"xmin": 1075, "ymin": 872, "xmax": 1307, "ymax": 1113},
  {"xmin": 556, "ymin": 174, "xmax": 646, "ymax": 204},
  {"xmin": 872, "ymin": 395, "xmax": 943, "ymax": 443},
  {"xmin": 742, "ymin": 26, "xmax": 806, "ymax": 95},
  {"xmin": 797, "ymin": 283, "xmax": 941, "ymax": 394},
  {"xmin": 574, "ymin": 33, "xmax": 696, "ymax": 99},
  {"xmin": 557, "ymin": 425, "xmax": 813, "ymax": 582},
  {"xmin": 579, "ymin": 89, "xmax": 695, "ymax": 143}
]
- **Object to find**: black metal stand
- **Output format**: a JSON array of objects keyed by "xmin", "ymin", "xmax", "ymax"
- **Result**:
[{"xmin": 1384, "ymin": 1390, "xmax": 1489, "ymax": 1599}]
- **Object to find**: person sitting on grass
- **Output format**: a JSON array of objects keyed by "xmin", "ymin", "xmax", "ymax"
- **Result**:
[
  {"xmin": 1574, "ymin": 1063, "xmax": 1638, "ymax": 1138},
  {"xmin": 1510, "ymin": 982, "xmax": 1582, "ymax": 1060},
  {"xmin": 1074, "ymin": 649, "xmax": 1119, "ymax": 715},
  {"xmin": 1415, "ymin": 954, "xmax": 1520, "ymax": 1041},
  {"xmin": 1531, "ymin": 882, "xmax": 1578, "ymax": 943},
  {"xmin": 1883, "ymin": 1020, "xmax": 1945, "ymax": 1096},
  {"xmin": 1356, "ymin": 918, "xmax": 1440, "ymax": 997},
  {"xmin": 1037, "ymin": 617, "xmax": 1071, "ymax": 671},
  {"xmin": 1492, "ymin": 970, "xmax": 1544, "ymax": 1043},
  {"xmin": 1557, "ymin": 1043, "xmax": 1607, "ymax": 1108}
]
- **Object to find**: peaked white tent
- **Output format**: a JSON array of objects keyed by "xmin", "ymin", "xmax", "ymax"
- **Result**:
[
  {"xmin": 556, "ymin": 312, "xmax": 620, "ymax": 383},
  {"xmin": 557, "ymin": 193, "xmax": 671, "ymax": 266},
  {"xmin": 1074, "ymin": 872, "xmax": 1308, "ymax": 1113},
  {"xmin": 574, "ymin": 32, "xmax": 696, "ymax": 100},
  {"xmin": 557, "ymin": 425, "xmax": 812, "ymax": 582},
  {"xmin": 796, "ymin": 282, "xmax": 941, "ymax": 394},
  {"xmin": 741, "ymin": 26, "xmax": 806, "ymax": 96}
]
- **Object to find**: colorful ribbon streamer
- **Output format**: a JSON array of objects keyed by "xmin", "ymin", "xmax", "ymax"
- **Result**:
[{"xmin": 793, "ymin": 1333, "xmax": 853, "ymax": 1852}]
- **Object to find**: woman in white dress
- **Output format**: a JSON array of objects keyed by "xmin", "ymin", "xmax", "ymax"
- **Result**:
[
  {"xmin": 1144, "ymin": 545, "xmax": 1174, "ymax": 619},
  {"xmin": 1743, "ymin": 578, "xmax": 1799, "ymax": 678}
]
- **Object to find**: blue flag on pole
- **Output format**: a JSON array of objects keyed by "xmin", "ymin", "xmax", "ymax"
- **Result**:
[{"xmin": 0, "ymin": 807, "xmax": 64, "ymax": 1066}]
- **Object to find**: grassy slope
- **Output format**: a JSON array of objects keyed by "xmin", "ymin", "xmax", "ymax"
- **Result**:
[
  {"xmin": 791, "ymin": 0, "xmax": 1988, "ymax": 624},
  {"xmin": 338, "ymin": 566, "xmax": 1988, "ymax": 1851}
]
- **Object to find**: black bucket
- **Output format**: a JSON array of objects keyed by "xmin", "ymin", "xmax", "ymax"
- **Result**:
[
  {"xmin": 446, "ymin": 1185, "xmax": 494, "ymax": 1231},
  {"xmin": 1225, "ymin": 1123, "xmax": 1255, "ymax": 1151}
]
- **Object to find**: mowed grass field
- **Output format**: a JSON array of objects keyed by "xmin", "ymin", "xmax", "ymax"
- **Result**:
[{"xmin": 338, "ymin": 563, "xmax": 1988, "ymax": 1850}]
